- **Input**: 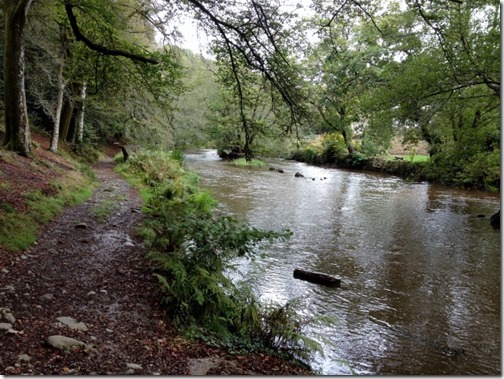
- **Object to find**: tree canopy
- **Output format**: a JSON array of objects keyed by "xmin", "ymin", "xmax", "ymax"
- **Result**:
[{"xmin": 0, "ymin": 0, "xmax": 500, "ymax": 189}]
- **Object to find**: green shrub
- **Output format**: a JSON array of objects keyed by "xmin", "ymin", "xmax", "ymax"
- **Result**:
[
  {"xmin": 72, "ymin": 143, "xmax": 101, "ymax": 163},
  {"xmin": 233, "ymin": 158, "xmax": 266, "ymax": 167},
  {"xmin": 117, "ymin": 149, "xmax": 332, "ymax": 365},
  {"xmin": 456, "ymin": 149, "xmax": 500, "ymax": 191}
]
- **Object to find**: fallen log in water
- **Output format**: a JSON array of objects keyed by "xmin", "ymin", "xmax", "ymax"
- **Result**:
[{"xmin": 293, "ymin": 268, "xmax": 341, "ymax": 288}]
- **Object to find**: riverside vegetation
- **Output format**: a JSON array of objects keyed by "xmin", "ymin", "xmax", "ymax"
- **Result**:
[
  {"xmin": 115, "ymin": 149, "xmax": 334, "ymax": 368},
  {"xmin": 0, "ymin": 134, "xmax": 317, "ymax": 374}
]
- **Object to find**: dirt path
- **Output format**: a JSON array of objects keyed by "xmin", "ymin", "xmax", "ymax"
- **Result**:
[
  {"xmin": 0, "ymin": 158, "xmax": 185, "ymax": 374},
  {"xmin": 0, "ymin": 158, "xmax": 312, "ymax": 375}
]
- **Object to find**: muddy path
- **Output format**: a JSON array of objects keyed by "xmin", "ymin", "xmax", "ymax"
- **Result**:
[
  {"xmin": 0, "ymin": 158, "xmax": 311, "ymax": 375},
  {"xmin": 0, "ymin": 158, "xmax": 190, "ymax": 374}
]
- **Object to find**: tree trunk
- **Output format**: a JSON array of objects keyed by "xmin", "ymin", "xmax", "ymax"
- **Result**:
[
  {"xmin": 293, "ymin": 268, "xmax": 341, "ymax": 288},
  {"xmin": 68, "ymin": 113, "xmax": 77, "ymax": 143},
  {"xmin": 50, "ymin": 73, "xmax": 65, "ymax": 152},
  {"xmin": 59, "ymin": 96, "xmax": 74, "ymax": 142},
  {"xmin": 50, "ymin": 24, "xmax": 68, "ymax": 153},
  {"xmin": 338, "ymin": 107, "xmax": 355, "ymax": 154},
  {"xmin": 75, "ymin": 82, "xmax": 87, "ymax": 144},
  {"xmin": 3, "ymin": 0, "xmax": 34, "ymax": 157},
  {"xmin": 342, "ymin": 129, "xmax": 355, "ymax": 154}
]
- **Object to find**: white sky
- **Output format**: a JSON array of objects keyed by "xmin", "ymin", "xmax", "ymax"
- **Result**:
[
  {"xmin": 174, "ymin": 1, "xmax": 315, "ymax": 55},
  {"xmin": 177, "ymin": 16, "xmax": 211, "ymax": 54}
]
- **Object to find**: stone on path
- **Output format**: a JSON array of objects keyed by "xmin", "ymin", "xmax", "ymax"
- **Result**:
[
  {"xmin": 46, "ymin": 335, "xmax": 88, "ymax": 351},
  {"xmin": 17, "ymin": 354, "xmax": 31, "ymax": 362},
  {"xmin": 0, "ymin": 322, "xmax": 12, "ymax": 330},
  {"xmin": 126, "ymin": 363, "xmax": 143, "ymax": 374},
  {"xmin": 56, "ymin": 316, "xmax": 88, "ymax": 331},
  {"xmin": 0, "ymin": 307, "xmax": 16, "ymax": 324},
  {"xmin": 188, "ymin": 358, "xmax": 220, "ymax": 375}
]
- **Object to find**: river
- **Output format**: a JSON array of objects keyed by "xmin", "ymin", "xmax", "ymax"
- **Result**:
[{"xmin": 183, "ymin": 149, "xmax": 501, "ymax": 375}]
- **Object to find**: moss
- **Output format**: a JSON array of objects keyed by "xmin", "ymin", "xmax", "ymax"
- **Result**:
[{"xmin": 0, "ymin": 171, "xmax": 96, "ymax": 252}]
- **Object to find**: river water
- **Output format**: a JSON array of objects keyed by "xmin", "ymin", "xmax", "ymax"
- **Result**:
[{"xmin": 183, "ymin": 149, "xmax": 501, "ymax": 375}]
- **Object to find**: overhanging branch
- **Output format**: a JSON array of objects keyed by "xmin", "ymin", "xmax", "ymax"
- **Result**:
[{"xmin": 65, "ymin": 3, "xmax": 159, "ymax": 64}]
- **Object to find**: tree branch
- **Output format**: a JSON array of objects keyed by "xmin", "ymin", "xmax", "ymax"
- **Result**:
[
  {"xmin": 64, "ymin": 3, "xmax": 159, "ymax": 64},
  {"xmin": 185, "ymin": 0, "xmax": 303, "ymax": 126}
]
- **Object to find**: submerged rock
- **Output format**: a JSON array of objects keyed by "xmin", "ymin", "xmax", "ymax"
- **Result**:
[{"xmin": 490, "ymin": 210, "xmax": 500, "ymax": 229}]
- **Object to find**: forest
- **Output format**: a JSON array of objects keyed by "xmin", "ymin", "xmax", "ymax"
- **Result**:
[
  {"xmin": 0, "ymin": 1, "xmax": 500, "ymax": 374},
  {"xmin": 0, "ymin": 0, "xmax": 500, "ymax": 191}
]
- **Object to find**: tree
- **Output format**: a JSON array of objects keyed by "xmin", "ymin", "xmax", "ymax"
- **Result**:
[
  {"xmin": 170, "ymin": 49, "xmax": 220, "ymax": 149},
  {"xmin": 303, "ymin": 1, "xmax": 401, "ymax": 155},
  {"xmin": 184, "ymin": 0, "xmax": 307, "ymax": 159},
  {"xmin": 3, "ymin": 0, "xmax": 34, "ymax": 156},
  {"xmin": 3, "ymin": 0, "xmax": 307, "ymax": 158},
  {"xmin": 2, "ymin": 0, "xmax": 165, "ymax": 156}
]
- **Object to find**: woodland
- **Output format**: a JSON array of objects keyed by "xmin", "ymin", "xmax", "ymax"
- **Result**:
[
  {"xmin": 0, "ymin": 0, "xmax": 500, "ymax": 190},
  {"xmin": 0, "ymin": 1, "xmax": 500, "ymax": 372}
]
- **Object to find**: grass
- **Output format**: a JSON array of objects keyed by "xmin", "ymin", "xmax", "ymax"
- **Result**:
[
  {"xmin": 0, "ymin": 213, "xmax": 38, "ymax": 251},
  {"xmin": 233, "ymin": 158, "xmax": 266, "ymax": 167},
  {"xmin": 91, "ymin": 199, "xmax": 117, "ymax": 219},
  {"xmin": 0, "ymin": 171, "xmax": 96, "ymax": 251},
  {"xmin": 387, "ymin": 154, "xmax": 430, "ymax": 163},
  {"xmin": 114, "ymin": 164, "xmax": 154, "ymax": 204}
]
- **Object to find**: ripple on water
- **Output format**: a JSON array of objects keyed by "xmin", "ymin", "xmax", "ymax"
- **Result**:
[{"xmin": 184, "ymin": 149, "xmax": 501, "ymax": 375}]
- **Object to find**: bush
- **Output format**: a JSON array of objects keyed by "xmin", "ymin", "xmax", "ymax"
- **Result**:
[
  {"xmin": 118, "ymin": 149, "xmax": 329, "ymax": 364},
  {"xmin": 233, "ymin": 158, "xmax": 266, "ymax": 167}
]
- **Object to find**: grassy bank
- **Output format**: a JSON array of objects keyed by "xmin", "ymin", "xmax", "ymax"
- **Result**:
[
  {"xmin": 0, "ymin": 133, "xmax": 97, "ymax": 253},
  {"xmin": 290, "ymin": 132, "xmax": 499, "ymax": 191}
]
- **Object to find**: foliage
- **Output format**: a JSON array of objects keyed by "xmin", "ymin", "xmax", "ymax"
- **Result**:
[
  {"xmin": 291, "ymin": 132, "xmax": 350, "ymax": 164},
  {"xmin": 170, "ymin": 49, "xmax": 220, "ymax": 149},
  {"xmin": 259, "ymin": 299, "xmax": 332, "ymax": 362},
  {"xmin": 203, "ymin": 0, "xmax": 310, "ymax": 160},
  {"xmin": 3, "ymin": 0, "xmax": 499, "ymax": 189},
  {"xmin": 288, "ymin": 0, "xmax": 499, "ymax": 190},
  {"xmin": 2, "ymin": 0, "xmax": 184, "ymax": 155},
  {"xmin": 118, "ymin": 149, "xmax": 330, "ymax": 364},
  {"xmin": 232, "ymin": 158, "xmax": 266, "ymax": 167},
  {"xmin": 206, "ymin": 62, "xmax": 294, "ymax": 160}
]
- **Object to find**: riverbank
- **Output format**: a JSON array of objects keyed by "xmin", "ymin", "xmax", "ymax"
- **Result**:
[
  {"xmin": 185, "ymin": 148, "xmax": 501, "ymax": 374},
  {"xmin": 291, "ymin": 150, "xmax": 500, "ymax": 194},
  {"xmin": 0, "ymin": 135, "xmax": 313, "ymax": 375}
]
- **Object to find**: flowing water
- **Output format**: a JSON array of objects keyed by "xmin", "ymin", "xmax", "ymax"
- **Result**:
[{"xmin": 183, "ymin": 149, "xmax": 501, "ymax": 375}]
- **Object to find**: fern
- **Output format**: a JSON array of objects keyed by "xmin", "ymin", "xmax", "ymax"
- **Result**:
[{"xmin": 118, "ymin": 148, "xmax": 326, "ymax": 367}]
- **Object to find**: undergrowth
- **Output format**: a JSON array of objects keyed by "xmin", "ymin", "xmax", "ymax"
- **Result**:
[
  {"xmin": 116, "ymin": 149, "xmax": 328, "ymax": 367},
  {"xmin": 0, "ymin": 169, "xmax": 95, "ymax": 251},
  {"xmin": 232, "ymin": 158, "xmax": 266, "ymax": 167}
]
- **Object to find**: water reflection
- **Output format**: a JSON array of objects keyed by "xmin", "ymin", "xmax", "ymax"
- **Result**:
[{"xmin": 184, "ymin": 149, "xmax": 500, "ymax": 375}]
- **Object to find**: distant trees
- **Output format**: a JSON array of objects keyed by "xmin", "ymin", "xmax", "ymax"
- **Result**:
[
  {"xmin": 1, "ymin": 0, "xmax": 499, "ymax": 188},
  {"xmin": 296, "ymin": 0, "xmax": 500, "ymax": 189}
]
